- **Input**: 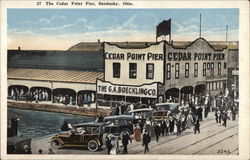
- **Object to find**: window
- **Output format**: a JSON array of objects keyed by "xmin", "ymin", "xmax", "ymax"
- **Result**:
[
  {"xmin": 203, "ymin": 63, "xmax": 206, "ymax": 76},
  {"xmin": 224, "ymin": 62, "xmax": 227, "ymax": 69},
  {"xmin": 194, "ymin": 63, "xmax": 198, "ymax": 77},
  {"xmin": 146, "ymin": 64, "xmax": 154, "ymax": 79},
  {"xmin": 113, "ymin": 63, "xmax": 120, "ymax": 78},
  {"xmin": 218, "ymin": 62, "xmax": 221, "ymax": 75},
  {"xmin": 207, "ymin": 83, "xmax": 210, "ymax": 91},
  {"xmin": 185, "ymin": 63, "xmax": 189, "ymax": 78},
  {"xmin": 207, "ymin": 63, "xmax": 210, "ymax": 70},
  {"xmin": 211, "ymin": 63, "xmax": 214, "ymax": 76},
  {"xmin": 175, "ymin": 63, "xmax": 179, "ymax": 79},
  {"xmin": 129, "ymin": 63, "xmax": 137, "ymax": 79},
  {"xmin": 166, "ymin": 63, "xmax": 171, "ymax": 79}
]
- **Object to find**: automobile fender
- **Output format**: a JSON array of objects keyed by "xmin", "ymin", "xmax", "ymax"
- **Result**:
[
  {"xmin": 50, "ymin": 136, "xmax": 64, "ymax": 145},
  {"xmin": 92, "ymin": 137, "xmax": 101, "ymax": 146}
]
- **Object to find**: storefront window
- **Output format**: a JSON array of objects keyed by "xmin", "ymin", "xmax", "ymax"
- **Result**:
[
  {"xmin": 203, "ymin": 62, "xmax": 206, "ymax": 76},
  {"xmin": 185, "ymin": 63, "xmax": 189, "ymax": 78},
  {"xmin": 211, "ymin": 63, "xmax": 214, "ymax": 76},
  {"xmin": 146, "ymin": 63, "xmax": 154, "ymax": 79},
  {"xmin": 166, "ymin": 63, "xmax": 171, "ymax": 79},
  {"xmin": 129, "ymin": 63, "xmax": 137, "ymax": 79},
  {"xmin": 113, "ymin": 63, "xmax": 120, "ymax": 78},
  {"xmin": 218, "ymin": 62, "xmax": 221, "ymax": 75},
  {"xmin": 175, "ymin": 63, "xmax": 179, "ymax": 79},
  {"xmin": 194, "ymin": 63, "xmax": 198, "ymax": 77}
]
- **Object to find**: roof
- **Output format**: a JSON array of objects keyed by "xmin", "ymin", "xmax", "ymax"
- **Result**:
[
  {"xmin": 104, "ymin": 115, "xmax": 134, "ymax": 121},
  {"xmin": 7, "ymin": 68, "xmax": 103, "ymax": 84},
  {"xmin": 8, "ymin": 50, "xmax": 104, "ymax": 71},
  {"xmin": 73, "ymin": 122, "xmax": 104, "ymax": 127},
  {"xmin": 128, "ymin": 108, "xmax": 153, "ymax": 113}
]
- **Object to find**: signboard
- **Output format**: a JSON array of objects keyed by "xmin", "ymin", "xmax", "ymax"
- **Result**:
[{"xmin": 97, "ymin": 79, "xmax": 158, "ymax": 98}]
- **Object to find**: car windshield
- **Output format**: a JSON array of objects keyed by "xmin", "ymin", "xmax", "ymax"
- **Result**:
[{"xmin": 156, "ymin": 103, "xmax": 179, "ymax": 111}]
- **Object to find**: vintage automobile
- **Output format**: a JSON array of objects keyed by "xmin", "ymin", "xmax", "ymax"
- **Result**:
[
  {"xmin": 155, "ymin": 102, "xmax": 179, "ymax": 113},
  {"xmin": 50, "ymin": 122, "xmax": 104, "ymax": 152},
  {"xmin": 103, "ymin": 115, "xmax": 134, "ymax": 136},
  {"xmin": 7, "ymin": 136, "xmax": 32, "ymax": 154},
  {"xmin": 128, "ymin": 108, "xmax": 154, "ymax": 121},
  {"xmin": 152, "ymin": 110, "xmax": 169, "ymax": 122}
]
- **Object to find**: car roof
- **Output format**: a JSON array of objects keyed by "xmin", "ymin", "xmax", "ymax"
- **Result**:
[
  {"xmin": 7, "ymin": 136, "xmax": 31, "ymax": 145},
  {"xmin": 73, "ymin": 121, "xmax": 104, "ymax": 127},
  {"xmin": 128, "ymin": 108, "xmax": 153, "ymax": 113},
  {"xmin": 104, "ymin": 115, "xmax": 134, "ymax": 121}
]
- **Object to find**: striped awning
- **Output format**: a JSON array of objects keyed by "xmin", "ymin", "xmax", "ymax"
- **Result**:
[{"xmin": 8, "ymin": 68, "xmax": 103, "ymax": 84}]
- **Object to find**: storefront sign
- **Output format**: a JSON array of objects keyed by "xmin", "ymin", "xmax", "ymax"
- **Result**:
[
  {"xmin": 167, "ymin": 52, "xmax": 225, "ymax": 61},
  {"xmin": 105, "ymin": 52, "xmax": 163, "ymax": 61},
  {"xmin": 97, "ymin": 79, "xmax": 158, "ymax": 98}
]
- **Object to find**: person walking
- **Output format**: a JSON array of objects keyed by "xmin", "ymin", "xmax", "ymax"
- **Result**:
[
  {"xmin": 160, "ymin": 119, "xmax": 166, "ymax": 136},
  {"xmin": 110, "ymin": 136, "xmax": 117, "ymax": 155},
  {"xmin": 193, "ymin": 116, "xmax": 200, "ymax": 134},
  {"xmin": 121, "ymin": 132, "xmax": 132, "ymax": 154},
  {"xmin": 186, "ymin": 111, "xmax": 194, "ymax": 129},
  {"xmin": 154, "ymin": 123, "xmax": 161, "ymax": 142},
  {"xmin": 222, "ymin": 111, "xmax": 228, "ymax": 127},
  {"xmin": 169, "ymin": 116, "xmax": 175, "ymax": 135},
  {"xmin": 143, "ymin": 132, "xmax": 151, "ymax": 154},
  {"xmin": 106, "ymin": 134, "xmax": 112, "ymax": 154}
]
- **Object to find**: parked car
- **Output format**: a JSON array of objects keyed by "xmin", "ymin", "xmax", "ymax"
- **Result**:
[
  {"xmin": 103, "ymin": 115, "xmax": 134, "ymax": 136},
  {"xmin": 155, "ymin": 102, "xmax": 179, "ymax": 113},
  {"xmin": 7, "ymin": 136, "xmax": 32, "ymax": 154},
  {"xmin": 50, "ymin": 122, "xmax": 104, "ymax": 152},
  {"xmin": 152, "ymin": 110, "xmax": 169, "ymax": 122}
]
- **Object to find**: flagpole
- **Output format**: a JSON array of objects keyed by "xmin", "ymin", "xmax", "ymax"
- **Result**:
[
  {"xmin": 199, "ymin": 14, "xmax": 202, "ymax": 38},
  {"xmin": 226, "ymin": 25, "xmax": 228, "ymax": 42}
]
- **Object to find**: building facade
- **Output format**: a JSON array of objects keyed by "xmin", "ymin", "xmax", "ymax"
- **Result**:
[{"xmin": 96, "ymin": 38, "xmax": 228, "ymax": 107}]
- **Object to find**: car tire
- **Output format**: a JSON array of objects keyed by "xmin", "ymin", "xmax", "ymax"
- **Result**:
[
  {"xmin": 50, "ymin": 139, "xmax": 62, "ymax": 150},
  {"xmin": 87, "ymin": 140, "xmax": 99, "ymax": 152}
]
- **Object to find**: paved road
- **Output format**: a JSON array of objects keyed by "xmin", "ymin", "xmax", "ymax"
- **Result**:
[{"xmin": 31, "ymin": 112, "xmax": 238, "ymax": 155}]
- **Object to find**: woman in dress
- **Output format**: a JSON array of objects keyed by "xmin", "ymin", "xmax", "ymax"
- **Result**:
[{"xmin": 110, "ymin": 136, "xmax": 117, "ymax": 155}]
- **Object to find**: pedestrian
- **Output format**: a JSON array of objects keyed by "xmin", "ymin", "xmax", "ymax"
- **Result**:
[
  {"xmin": 121, "ymin": 131, "xmax": 132, "ymax": 154},
  {"xmin": 110, "ymin": 136, "xmax": 117, "ymax": 155},
  {"xmin": 165, "ymin": 118, "xmax": 170, "ymax": 135},
  {"xmin": 169, "ymin": 116, "xmax": 175, "ymax": 135},
  {"xmin": 154, "ymin": 123, "xmax": 161, "ymax": 142},
  {"xmin": 160, "ymin": 119, "xmax": 166, "ymax": 136},
  {"xmin": 143, "ymin": 132, "xmax": 151, "ymax": 154},
  {"xmin": 38, "ymin": 149, "xmax": 43, "ymax": 154},
  {"xmin": 222, "ymin": 111, "xmax": 228, "ymax": 127},
  {"xmin": 176, "ymin": 117, "xmax": 182, "ymax": 136},
  {"xmin": 197, "ymin": 106, "xmax": 203, "ymax": 121},
  {"xmin": 48, "ymin": 148, "xmax": 55, "ymax": 154},
  {"xmin": 106, "ymin": 134, "xmax": 112, "ymax": 154},
  {"xmin": 193, "ymin": 116, "xmax": 200, "ymax": 134},
  {"xmin": 227, "ymin": 109, "xmax": 232, "ymax": 121},
  {"xmin": 186, "ymin": 111, "xmax": 194, "ymax": 129}
]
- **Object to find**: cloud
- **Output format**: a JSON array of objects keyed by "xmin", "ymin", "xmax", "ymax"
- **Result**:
[{"xmin": 41, "ymin": 18, "xmax": 88, "ymax": 31}]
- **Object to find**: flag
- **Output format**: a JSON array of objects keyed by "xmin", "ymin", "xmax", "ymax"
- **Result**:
[{"xmin": 156, "ymin": 19, "xmax": 171, "ymax": 37}]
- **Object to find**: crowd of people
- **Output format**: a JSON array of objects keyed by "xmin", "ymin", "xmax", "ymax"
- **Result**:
[{"xmin": 103, "ymin": 90, "xmax": 238, "ymax": 155}]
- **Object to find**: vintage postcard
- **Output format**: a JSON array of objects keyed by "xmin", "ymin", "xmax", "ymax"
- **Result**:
[{"xmin": 0, "ymin": 0, "xmax": 249, "ymax": 160}]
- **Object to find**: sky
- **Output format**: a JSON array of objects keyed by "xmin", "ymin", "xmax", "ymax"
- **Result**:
[{"xmin": 7, "ymin": 9, "xmax": 239, "ymax": 50}]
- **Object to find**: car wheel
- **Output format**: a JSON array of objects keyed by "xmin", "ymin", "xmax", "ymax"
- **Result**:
[
  {"xmin": 87, "ymin": 140, "xmax": 99, "ymax": 152},
  {"xmin": 51, "ymin": 139, "xmax": 62, "ymax": 150}
]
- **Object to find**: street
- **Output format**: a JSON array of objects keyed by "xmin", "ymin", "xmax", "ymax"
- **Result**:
[{"xmin": 31, "ymin": 111, "xmax": 238, "ymax": 155}]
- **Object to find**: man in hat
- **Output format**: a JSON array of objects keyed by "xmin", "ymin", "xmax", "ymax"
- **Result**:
[
  {"xmin": 143, "ymin": 131, "xmax": 151, "ymax": 154},
  {"xmin": 122, "ymin": 131, "xmax": 132, "ymax": 154}
]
